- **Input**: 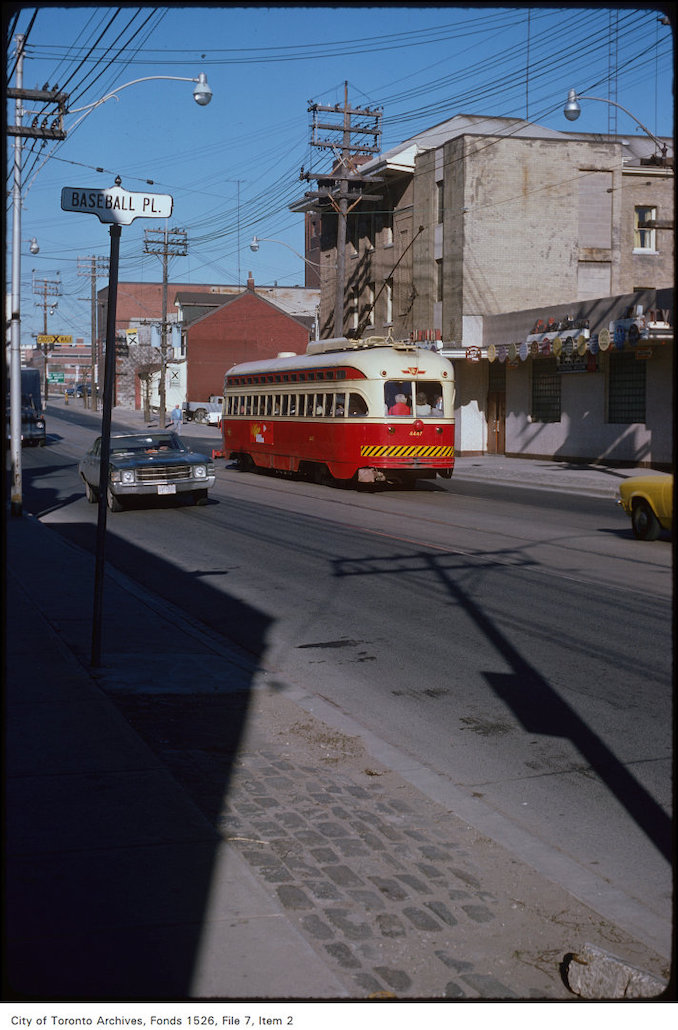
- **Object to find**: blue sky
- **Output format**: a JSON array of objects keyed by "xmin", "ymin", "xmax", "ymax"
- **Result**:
[{"xmin": 6, "ymin": 3, "xmax": 674, "ymax": 346}]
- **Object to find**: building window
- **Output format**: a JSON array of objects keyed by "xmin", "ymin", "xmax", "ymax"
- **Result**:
[
  {"xmin": 437, "ymin": 181, "xmax": 444, "ymax": 224},
  {"xmin": 351, "ymin": 288, "xmax": 359, "ymax": 331},
  {"xmin": 436, "ymin": 259, "xmax": 444, "ymax": 303},
  {"xmin": 385, "ymin": 278, "xmax": 393, "ymax": 324},
  {"xmin": 380, "ymin": 209, "xmax": 393, "ymax": 247},
  {"xmin": 608, "ymin": 351, "xmax": 646, "ymax": 423},
  {"xmin": 634, "ymin": 207, "xmax": 657, "ymax": 252},
  {"xmin": 365, "ymin": 282, "xmax": 375, "ymax": 328},
  {"xmin": 360, "ymin": 212, "xmax": 375, "ymax": 250},
  {"xmin": 531, "ymin": 359, "xmax": 561, "ymax": 422}
]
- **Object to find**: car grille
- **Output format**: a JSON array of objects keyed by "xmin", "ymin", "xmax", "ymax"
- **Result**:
[{"xmin": 136, "ymin": 464, "xmax": 193, "ymax": 483}]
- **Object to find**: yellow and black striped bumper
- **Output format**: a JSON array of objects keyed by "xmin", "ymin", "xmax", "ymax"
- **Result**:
[{"xmin": 360, "ymin": 444, "xmax": 454, "ymax": 459}]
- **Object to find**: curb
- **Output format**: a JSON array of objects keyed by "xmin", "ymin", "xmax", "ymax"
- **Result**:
[{"xmin": 563, "ymin": 943, "xmax": 670, "ymax": 999}]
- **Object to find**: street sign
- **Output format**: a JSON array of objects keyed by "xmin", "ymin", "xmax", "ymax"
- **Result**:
[
  {"xmin": 37, "ymin": 334, "xmax": 72, "ymax": 345},
  {"xmin": 61, "ymin": 184, "xmax": 173, "ymax": 225},
  {"xmin": 47, "ymin": 372, "xmax": 65, "ymax": 383}
]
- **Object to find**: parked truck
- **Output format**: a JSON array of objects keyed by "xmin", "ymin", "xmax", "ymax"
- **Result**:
[
  {"xmin": 182, "ymin": 395, "xmax": 223, "ymax": 424},
  {"xmin": 6, "ymin": 368, "xmax": 47, "ymax": 446}
]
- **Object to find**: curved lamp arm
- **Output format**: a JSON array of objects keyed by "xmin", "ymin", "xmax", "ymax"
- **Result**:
[
  {"xmin": 564, "ymin": 89, "xmax": 667, "ymax": 157},
  {"xmin": 250, "ymin": 235, "xmax": 321, "ymax": 269},
  {"xmin": 69, "ymin": 72, "xmax": 212, "ymax": 114}
]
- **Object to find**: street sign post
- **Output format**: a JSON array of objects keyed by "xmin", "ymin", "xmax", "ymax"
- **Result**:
[{"xmin": 62, "ymin": 177, "xmax": 174, "ymax": 666}]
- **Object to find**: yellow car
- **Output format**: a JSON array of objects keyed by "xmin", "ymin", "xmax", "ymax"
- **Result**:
[{"xmin": 618, "ymin": 474, "xmax": 673, "ymax": 541}]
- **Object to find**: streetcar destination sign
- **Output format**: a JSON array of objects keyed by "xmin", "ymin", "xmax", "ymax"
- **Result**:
[{"xmin": 61, "ymin": 185, "xmax": 173, "ymax": 225}]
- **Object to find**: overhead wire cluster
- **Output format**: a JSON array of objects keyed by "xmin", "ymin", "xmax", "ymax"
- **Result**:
[{"xmin": 6, "ymin": 5, "xmax": 673, "ymax": 336}]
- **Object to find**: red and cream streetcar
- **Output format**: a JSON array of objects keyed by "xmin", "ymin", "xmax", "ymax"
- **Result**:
[{"xmin": 221, "ymin": 335, "xmax": 455, "ymax": 488}]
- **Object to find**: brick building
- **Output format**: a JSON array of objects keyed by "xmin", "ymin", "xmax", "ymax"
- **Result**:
[
  {"xmin": 177, "ymin": 278, "xmax": 315, "ymax": 405},
  {"xmin": 292, "ymin": 113, "xmax": 673, "ymax": 464},
  {"xmin": 96, "ymin": 278, "xmax": 318, "ymax": 410}
]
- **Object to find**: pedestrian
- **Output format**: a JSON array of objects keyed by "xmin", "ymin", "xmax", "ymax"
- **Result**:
[{"xmin": 169, "ymin": 403, "xmax": 183, "ymax": 434}]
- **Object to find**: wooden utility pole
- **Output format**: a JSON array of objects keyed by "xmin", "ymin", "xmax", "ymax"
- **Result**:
[
  {"xmin": 78, "ymin": 255, "xmax": 109, "ymax": 409},
  {"xmin": 301, "ymin": 83, "xmax": 382, "ymax": 337},
  {"xmin": 32, "ymin": 274, "xmax": 61, "ymax": 399},
  {"xmin": 143, "ymin": 227, "xmax": 187, "ymax": 429}
]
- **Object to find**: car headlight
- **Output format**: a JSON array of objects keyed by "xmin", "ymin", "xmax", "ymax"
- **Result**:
[
  {"xmin": 121, "ymin": 469, "xmax": 135, "ymax": 484},
  {"xmin": 194, "ymin": 465, "xmax": 207, "ymax": 479}
]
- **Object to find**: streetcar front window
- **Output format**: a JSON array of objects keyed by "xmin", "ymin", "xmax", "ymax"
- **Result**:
[
  {"xmin": 348, "ymin": 393, "xmax": 368, "ymax": 416},
  {"xmin": 385, "ymin": 381, "xmax": 444, "ymax": 416},
  {"xmin": 385, "ymin": 382, "xmax": 412, "ymax": 415}
]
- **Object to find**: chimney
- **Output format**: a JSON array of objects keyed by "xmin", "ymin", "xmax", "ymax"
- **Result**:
[{"xmin": 247, "ymin": 272, "xmax": 255, "ymax": 291}]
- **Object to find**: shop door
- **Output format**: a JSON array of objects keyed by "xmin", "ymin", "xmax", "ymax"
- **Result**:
[{"xmin": 487, "ymin": 391, "xmax": 506, "ymax": 454}]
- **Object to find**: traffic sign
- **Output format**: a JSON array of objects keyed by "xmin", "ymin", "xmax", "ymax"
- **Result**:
[
  {"xmin": 37, "ymin": 334, "xmax": 72, "ymax": 345},
  {"xmin": 61, "ymin": 184, "xmax": 173, "ymax": 225}
]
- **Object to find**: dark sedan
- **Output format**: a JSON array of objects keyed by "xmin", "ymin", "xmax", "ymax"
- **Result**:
[{"xmin": 78, "ymin": 432, "xmax": 216, "ymax": 511}]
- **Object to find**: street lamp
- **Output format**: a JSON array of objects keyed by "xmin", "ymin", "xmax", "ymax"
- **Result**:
[
  {"xmin": 8, "ymin": 33, "xmax": 212, "ymax": 516},
  {"xmin": 249, "ymin": 235, "xmax": 320, "ymax": 269},
  {"xmin": 68, "ymin": 71, "xmax": 213, "ymax": 117},
  {"xmin": 563, "ymin": 89, "xmax": 668, "ymax": 160},
  {"xmin": 250, "ymin": 236, "xmax": 320, "ymax": 339}
]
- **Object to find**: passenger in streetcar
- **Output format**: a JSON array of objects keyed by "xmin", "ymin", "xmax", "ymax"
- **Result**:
[
  {"xmin": 416, "ymin": 393, "xmax": 432, "ymax": 416},
  {"xmin": 389, "ymin": 393, "xmax": 411, "ymax": 416}
]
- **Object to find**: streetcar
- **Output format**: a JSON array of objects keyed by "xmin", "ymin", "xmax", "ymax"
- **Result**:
[{"xmin": 221, "ymin": 336, "xmax": 454, "ymax": 488}]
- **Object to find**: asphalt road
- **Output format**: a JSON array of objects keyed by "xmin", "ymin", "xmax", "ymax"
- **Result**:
[{"xmin": 16, "ymin": 407, "xmax": 674, "ymax": 959}]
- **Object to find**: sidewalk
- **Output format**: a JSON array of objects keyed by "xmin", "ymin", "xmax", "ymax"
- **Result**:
[{"xmin": 4, "ymin": 402, "xmax": 672, "ymax": 1000}]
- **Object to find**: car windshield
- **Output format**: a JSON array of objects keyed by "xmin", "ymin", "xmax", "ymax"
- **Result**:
[{"xmin": 109, "ymin": 434, "xmax": 188, "ymax": 457}]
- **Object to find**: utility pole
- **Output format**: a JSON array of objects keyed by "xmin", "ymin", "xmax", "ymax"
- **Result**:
[
  {"xmin": 8, "ymin": 33, "xmax": 68, "ymax": 515},
  {"xmin": 32, "ymin": 273, "xmax": 61, "ymax": 400},
  {"xmin": 78, "ymin": 256, "xmax": 109, "ymax": 410},
  {"xmin": 143, "ymin": 227, "xmax": 187, "ymax": 429},
  {"xmin": 301, "ymin": 83, "xmax": 382, "ymax": 336}
]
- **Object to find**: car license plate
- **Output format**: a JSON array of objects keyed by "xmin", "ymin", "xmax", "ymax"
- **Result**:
[{"xmin": 157, "ymin": 484, "xmax": 176, "ymax": 495}]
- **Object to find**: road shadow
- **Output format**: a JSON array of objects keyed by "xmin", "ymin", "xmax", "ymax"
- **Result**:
[{"xmin": 331, "ymin": 549, "xmax": 672, "ymax": 865}]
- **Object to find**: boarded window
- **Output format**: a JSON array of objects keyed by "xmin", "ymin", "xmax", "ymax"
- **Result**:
[
  {"xmin": 578, "ymin": 171, "xmax": 613, "ymax": 248},
  {"xmin": 577, "ymin": 262, "xmax": 611, "ymax": 299}
]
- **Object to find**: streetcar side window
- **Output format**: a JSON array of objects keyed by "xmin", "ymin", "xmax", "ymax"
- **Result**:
[
  {"xmin": 281, "ymin": 395, "xmax": 289, "ymax": 416},
  {"xmin": 335, "ymin": 392, "xmax": 346, "ymax": 416},
  {"xmin": 348, "ymin": 393, "xmax": 368, "ymax": 416},
  {"xmin": 324, "ymin": 394, "xmax": 334, "ymax": 417},
  {"xmin": 265, "ymin": 395, "xmax": 273, "ymax": 416}
]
